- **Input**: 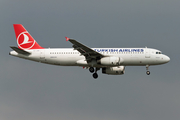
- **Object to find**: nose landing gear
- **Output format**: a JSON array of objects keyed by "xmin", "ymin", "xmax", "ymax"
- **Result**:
[
  {"xmin": 146, "ymin": 71, "xmax": 150, "ymax": 75},
  {"xmin": 146, "ymin": 65, "xmax": 150, "ymax": 75}
]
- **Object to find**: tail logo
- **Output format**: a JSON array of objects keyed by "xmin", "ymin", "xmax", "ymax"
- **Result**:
[{"xmin": 17, "ymin": 32, "xmax": 35, "ymax": 49}]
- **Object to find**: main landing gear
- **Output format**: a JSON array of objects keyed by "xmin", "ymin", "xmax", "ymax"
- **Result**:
[
  {"xmin": 146, "ymin": 65, "xmax": 150, "ymax": 75},
  {"xmin": 89, "ymin": 67, "xmax": 100, "ymax": 79}
]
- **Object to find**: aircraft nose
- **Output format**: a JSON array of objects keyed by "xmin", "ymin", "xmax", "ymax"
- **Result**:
[{"xmin": 165, "ymin": 56, "xmax": 170, "ymax": 63}]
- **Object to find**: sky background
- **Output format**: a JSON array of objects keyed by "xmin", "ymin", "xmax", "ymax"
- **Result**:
[{"xmin": 0, "ymin": 0, "xmax": 180, "ymax": 120}]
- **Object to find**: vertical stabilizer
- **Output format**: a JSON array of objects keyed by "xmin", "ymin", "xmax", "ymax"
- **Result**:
[{"xmin": 13, "ymin": 24, "xmax": 44, "ymax": 49}]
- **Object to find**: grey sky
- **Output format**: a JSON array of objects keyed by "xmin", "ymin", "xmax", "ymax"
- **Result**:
[{"xmin": 0, "ymin": 0, "xmax": 180, "ymax": 120}]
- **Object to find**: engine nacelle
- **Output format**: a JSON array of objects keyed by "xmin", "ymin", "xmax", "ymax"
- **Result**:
[
  {"xmin": 102, "ymin": 66, "xmax": 125, "ymax": 75},
  {"xmin": 98, "ymin": 57, "xmax": 123, "ymax": 66}
]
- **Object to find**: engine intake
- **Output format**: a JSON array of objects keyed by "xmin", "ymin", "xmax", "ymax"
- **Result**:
[{"xmin": 102, "ymin": 66, "xmax": 125, "ymax": 75}]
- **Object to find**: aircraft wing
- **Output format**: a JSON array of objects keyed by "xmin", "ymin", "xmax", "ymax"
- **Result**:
[{"xmin": 66, "ymin": 37, "xmax": 104, "ymax": 61}]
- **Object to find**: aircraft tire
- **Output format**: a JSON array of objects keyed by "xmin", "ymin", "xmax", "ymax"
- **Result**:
[
  {"xmin": 89, "ymin": 67, "xmax": 94, "ymax": 73},
  {"xmin": 146, "ymin": 71, "xmax": 150, "ymax": 75},
  {"xmin": 93, "ymin": 73, "xmax": 98, "ymax": 79}
]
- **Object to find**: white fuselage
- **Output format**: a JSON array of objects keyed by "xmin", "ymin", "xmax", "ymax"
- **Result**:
[{"xmin": 10, "ymin": 47, "xmax": 170, "ymax": 67}]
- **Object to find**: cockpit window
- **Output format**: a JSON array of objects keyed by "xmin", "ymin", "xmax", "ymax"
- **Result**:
[{"xmin": 156, "ymin": 52, "xmax": 162, "ymax": 54}]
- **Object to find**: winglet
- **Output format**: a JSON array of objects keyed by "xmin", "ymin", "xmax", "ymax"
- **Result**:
[{"xmin": 65, "ymin": 37, "xmax": 70, "ymax": 41}]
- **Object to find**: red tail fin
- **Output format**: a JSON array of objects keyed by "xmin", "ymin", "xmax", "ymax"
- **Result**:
[{"xmin": 13, "ymin": 24, "xmax": 44, "ymax": 50}]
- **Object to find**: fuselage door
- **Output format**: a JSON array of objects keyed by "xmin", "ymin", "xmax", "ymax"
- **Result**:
[
  {"xmin": 145, "ymin": 48, "xmax": 150, "ymax": 58},
  {"xmin": 40, "ymin": 50, "xmax": 45, "ymax": 59}
]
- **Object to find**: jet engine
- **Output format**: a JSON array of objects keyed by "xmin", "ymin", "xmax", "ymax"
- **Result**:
[
  {"xmin": 98, "ymin": 57, "xmax": 123, "ymax": 66},
  {"xmin": 102, "ymin": 66, "xmax": 125, "ymax": 75}
]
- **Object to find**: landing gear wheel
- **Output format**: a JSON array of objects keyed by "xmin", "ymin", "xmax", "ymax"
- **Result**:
[
  {"xmin": 146, "ymin": 71, "xmax": 150, "ymax": 75},
  {"xmin": 93, "ymin": 73, "xmax": 98, "ymax": 79},
  {"xmin": 146, "ymin": 65, "xmax": 150, "ymax": 75},
  {"xmin": 89, "ymin": 67, "xmax": 94, "ymax": 73}
]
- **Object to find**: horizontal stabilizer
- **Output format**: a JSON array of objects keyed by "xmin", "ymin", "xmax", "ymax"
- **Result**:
[{"xmin": 10, "ymin": 46, "xmax": 31, "ymax": 55}]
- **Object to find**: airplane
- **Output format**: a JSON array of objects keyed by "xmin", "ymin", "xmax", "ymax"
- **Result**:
[{"xmin": 9, "ymin": 24, "xmax": 170, "ymax": 79}]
